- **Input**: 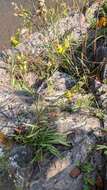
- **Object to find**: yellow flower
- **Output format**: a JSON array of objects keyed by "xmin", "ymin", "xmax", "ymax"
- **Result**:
[
  {"xmin": 11, "ymin": 36, "xmax": 20, "ymax": 47},
  {"xmin": 56, "ymin": 44, "xmax": 65, "ymax": 54},
  {"xmin": 64, "ymin": 90, "xmax": 75, "ymax": 101},
  {"xmin": 55, "ymin": 37, "xmax": 70, "ymax": 55},
  {"xmin": 11, "ymin": 29, "xmax": 20, "ymax": 47},
  {"xmin": 17, "ymin": 53, "xmax": 25, "ymax": 61}
]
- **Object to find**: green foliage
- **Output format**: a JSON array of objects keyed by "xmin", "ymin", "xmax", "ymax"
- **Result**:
[
  {"xmin": 0, "ymin": 153, "xmax": 10, "ymax": 179},
  {"xmin": 0, "ymin": 154, "xmax": 9, "ymax": 172},
  {"xmin": 81, "ymin": 162, "xmax": 93, "ymax": 174},
  {"xmin": 8, "ymin": 47, "xmax": 58, "ymax": 89},
  {"xmin": 92, "ymin": 108, "xmax": 105, "ymax": 120},
  {"xmin": 14, "ymin": 124, "xmax": 69, "ymax": 162},
  {"xmin": 97, "ymin": 144, "xmax": 107, "ymax": 155},
  {"xmin": 8, "ymin": 52, "xmax": 28, "ymax": 89},
  {"xmin": 99, "ymin": 0, "xmax": 107, "ymax": 17},
  {"xmin": 81, "ymin": 162, "xmax": 94, "ymax": 190},
  {"xmin": 75, "ymin": 94, "xmax": 94, "ymax": 110}
]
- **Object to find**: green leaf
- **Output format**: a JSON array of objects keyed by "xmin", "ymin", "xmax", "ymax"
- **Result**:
[{"xmin": 97, "ymin": 145, "xmax": 107, "ymax": 150}]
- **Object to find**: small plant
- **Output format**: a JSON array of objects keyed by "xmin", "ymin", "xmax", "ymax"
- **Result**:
[
  {"xmin": 81, "ymin": 162, "xmax": 94, "ymax": 190},
  {"xmin": 12, "ymin": 2, "xmax": 33, "ymax": 30},
  {"xmin": 0, "ymin": 152, "xmax": 10, "ymax": 177},
  {"xmin": 92, "ymin": 108, "xmax": 105, "ymax": 120},
  {"xmin": 0, "ymin": 154, "xmax": 9, "ymax": 173},
  {"xmin": 64, "ymin": 76, "xmax": 89, "ymax": 102},
  {"xmin": 74, "ymin": 160, "xmax": 94, "ymax": 190},
  {"xmin": 81, "ymin": 162, "xmax": 93, "ymax": 174},
  {"xmin": 97, "ymin": 128, "xmax": 107, "ymax": 154},
  {"xmin": 8, "ymin": 52, "xmax": 28, "ymax": 88},
  {"xmin": 11, "ymin": 29, "xmax": 20, "ymax": 47}
]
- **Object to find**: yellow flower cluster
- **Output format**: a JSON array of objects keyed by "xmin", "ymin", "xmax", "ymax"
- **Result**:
[
  {"xmin": 64, "ymin": 90, "xmax": 76, "ymax": 101},
  {"xmin": 10, "ymin": 30, "xmax": 20, "ymax": 47},
  {"xmin": 16, "ymin": 53, "xmax": 28, "ymax": 72},
  {"xmin": 56, "ymin": 38, "xmax": 70, "ymax": 55}
]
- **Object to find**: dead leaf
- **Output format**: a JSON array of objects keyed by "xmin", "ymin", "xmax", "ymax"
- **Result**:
[
  {"xmin": 96, "ymin": 176, "xmax": 103, "ymax": 189},
  {"xmin": 69, "ymin": 167, "xmax": 81, "ymax": 178},
  {"xmin": 48, "ymin": 112, "xmax": 60, "ymax": 117},
  {"xmin": 96, "ymin": 17, "xmax": 107, "ymax": 28},
  {"xmin": 14, "ymin": 126, "xmax": 26, "ymax": 135},
  {"xmin": 0, "ymin": 132, "xmax": 12, "ymax": 148},
  {"xmin": 90, "ymin": 187, "xmax": 95, "ymax": 190}
]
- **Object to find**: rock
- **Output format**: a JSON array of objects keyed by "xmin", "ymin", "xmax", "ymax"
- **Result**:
[
  {"xmin": 55, "ymin": 112, "xmax": 100, "ymax": 135},
  {"xmin": 10, "ymin": 145, "xmax": 33, "ymax": 168},
  {"xmin": 0, "ymin": 64, "xmax": 103, "ymax": 190},
  {"xmin": 38, "ymin": 71, "xmax": 75, "ymax": 102},
  {"xmin": 0, "ymin": 173, "xmax": 15, "ymax": 190},
  {"xmin": 47, "ymin": 158, "xmax": 70, "ymax": 180},
  {"xmin": 24, "ymin": 72, "xmax": 37, "ymax": 87},
  {"xmin": 0, "ymin": 61, "xmax": 10, "ymax": 85},
  {"xmin": 9, "ymin": 145, "xmax": 33, "ymax": 188},
  {"xmin": 4, "ymin": 107, "xmax": 101, "ymax": 190},
  {"xmin": 30, "ymin": 174, "xmax": 83, "ymax": 190},
  {"xmin": 96, "ymin": 47, "xmax": 107, "ymax": 62},
  {"xmin": 0, "ymin": 2, "xmax": 104, "ymax": 189},
  {"xmin": 0, "ymin": 86, "xmax": 34, "ymax": 135},
  {"xmin": 12, "ymin": 111, "xmax": 100, "ymax": 190}
]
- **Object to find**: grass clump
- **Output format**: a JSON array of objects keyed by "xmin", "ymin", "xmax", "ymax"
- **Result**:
[
  {"xmin": 13, "ymin": 94, "xmax": 69, "ymax": 163},
  {"xmin": 14, "ymin": 123, "xmax": 69, "ymax": 162},
  {"xmin": 9, "ymin": 53, "xmax": 28, "ymax": 88}
]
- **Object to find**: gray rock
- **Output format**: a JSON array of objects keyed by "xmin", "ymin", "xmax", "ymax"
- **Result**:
[
  {"xmin": 0, "ymin": 61, "xmax": 36, "ymax": 135},
  {"xmin": 55, "ymin": 112, "xmax": 100, "ymax": 134},
  {"xmin": 24, "ymin": 72, "xmax": 37, "ymax": 87},
  {"xmin": 27, "ymin": 110, "xmax": 101, "ymax": 190},
  {"xmin": 38, "ymin": 71, "xmax": 75, "ymax": 102},
  {"xmin": 10, "ymin": 146, "xmax": 33, "ymax": 168},
  {"xmin": 1, "ymin": 99, "xmax": 101, "ymax": 190},
  {"xmin": 9, "ymin": 145, "xmax": 33, "ymax": 189},
  {"xmin": 0, "ymin": 2, "xmax": 103, "ymax": 189},
  {"xmin": 29, "ymin": 135, "xmax": 97, "ymax": 190},
  {"xmin": 0, "ymin": 61, "xmax": 10, "ymax": 85},
  {"xmin": 96, "ymin": 47, "xmax": 107, "ymax": 62}
]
